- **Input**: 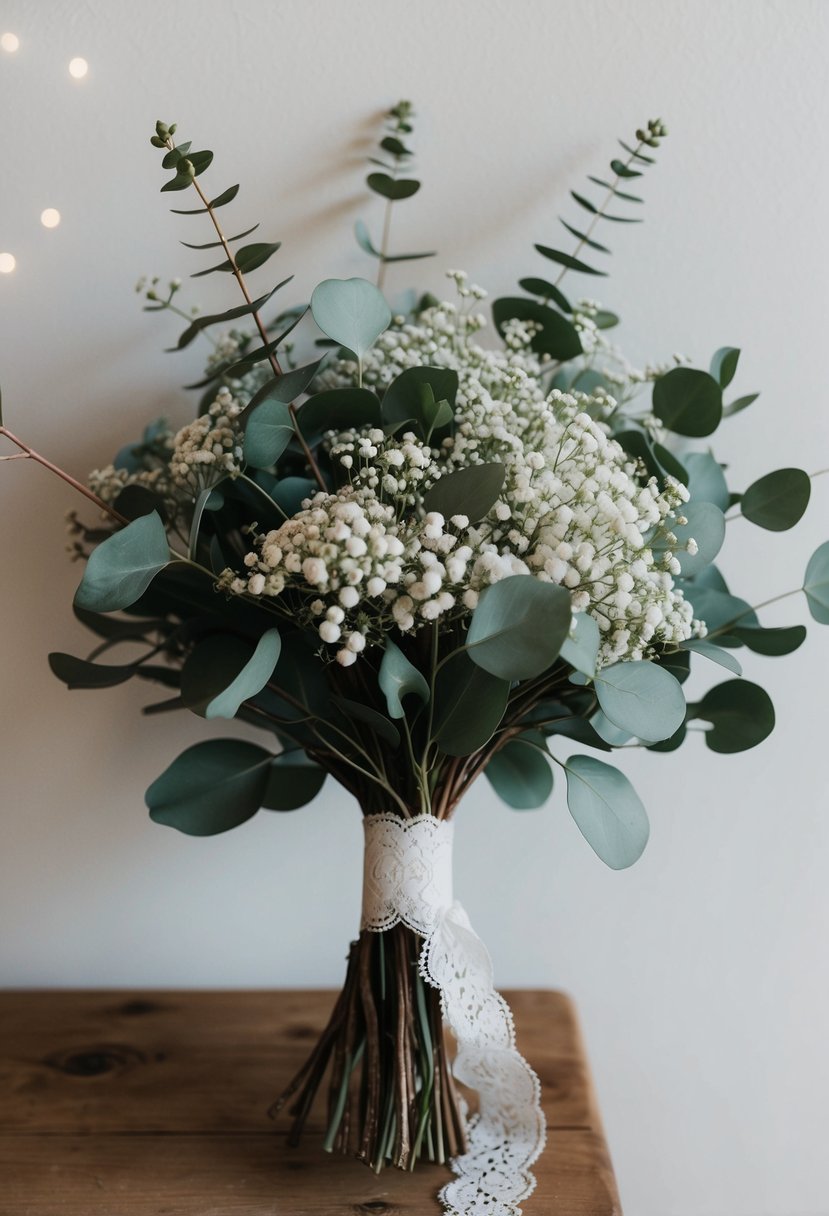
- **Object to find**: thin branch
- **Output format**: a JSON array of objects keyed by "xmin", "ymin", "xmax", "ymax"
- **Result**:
[{"xmin": 0, "ymin": 425, "xmax": 129, "ymax": 526}]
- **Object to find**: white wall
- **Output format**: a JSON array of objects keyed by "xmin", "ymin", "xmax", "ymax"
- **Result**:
[{"xmin": 1, "ymin": 3, "xmax": 828, "ymax": 1213}]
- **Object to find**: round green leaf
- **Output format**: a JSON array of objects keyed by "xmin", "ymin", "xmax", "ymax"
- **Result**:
[
  {"xmin": 692, "ymin": 680, "xmax": 775, "ymax": 753},
  {"xmin": 492, "ymin": 297, "xmax": 583, "ymax": 361},
  {"xmin": 652, "ymin": 368, "xmax": 723, "ymax": 438},
  {"xmin": 741, "ymin": 468, "xmax": 811, "ymax": 532},
  {"xmin": 378, "ymin": 638, "xmax": 430, "ymax": 720},
  {"xmin": 466, "ymin": 576, "xmax": 572, "ymax": 681},
  {"xmin": 433, "ymin": 651, "xmax": 510, "ymax": 756},
  {"xmin": 262, "ymin": 752, "xmax": 326, "ymax": 810},
  {"xmin": 594, "ymin": 660, "xmax": 686, "ymax": 743},
  {"xmin": 559, "ymin": 613, "xmax": 600, "ymax": 679},
  {"xmin": 709, "ymin": 346, "xmax": 740, "ymax": 389},
  {"xmin": 310, "ymin": 277, "xmax": 391, "ymax": 360},
  {"xmin": 366, "ymin": 173, "xmax": 420, "ymax": 201},
  {"xmin": 243, "ymin": 398, "xmax": 294, "ymax": 469},
  {"xmin": 564, "ymin": 755, "xmax": 650, "ymax": 869},
  {"xmin": 486, "ymin": 735, "xmax": 553, "ymax": 809},
  {"xmin": 667, "ymin": 501, "xmax": 726, "ymax": 577},
  {"xmin": 74, "ymin": 512, "xmax": 170, "ymax": 613},
  {"xmin": 804, "ymin": 541, "xmax": 829, "ymax": 623},
  {"xmin": 298, "ymin": 388, "xmax": 381, "ymax": 439},
  {"xmin": 146, "ymin": 739, "xmax": 273, "ymax": 835},
  {"xmin": 732, "ymin": 624, "xmax": 807, "ymax": 656},
  {"xmin": 424, "ymin": 464, "xmax": 505, "ymax": 524},
  {"xmin": 381, "ymin": 366, "xmax": 458, "ymax": 430},
  {"xmin": 684, "ymin": 451, "xmax": 730, "ymax": 512}
]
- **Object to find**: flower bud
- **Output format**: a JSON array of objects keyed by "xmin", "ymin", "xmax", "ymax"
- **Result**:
[
  {"xmin": 155, "ymin": 120, "xmax": 170, "ymax": 139},
  {"xmin": 150, "ymin": 135, "xmax": 166, "ymax": 148}
]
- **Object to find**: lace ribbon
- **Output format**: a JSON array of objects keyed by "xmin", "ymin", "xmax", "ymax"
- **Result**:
[{"xmin": 361, "ymin": 813, "xmax": 546, "ymax": 1216}]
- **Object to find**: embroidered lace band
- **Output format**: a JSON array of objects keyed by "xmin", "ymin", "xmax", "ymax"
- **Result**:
[{"xmin": 361, "ymin": 813, "xmax": 546, "ymax": 1216}]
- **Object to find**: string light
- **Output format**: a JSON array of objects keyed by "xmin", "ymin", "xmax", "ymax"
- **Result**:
[
  {"xmin": 1, "ymin": 32, "xmax": 20, "ymax": 53},
  {"xmin": 0, "ymin": 253, "xmax": 16, "ymax": 275},
  {"xmin": 40, "ymin": 208, "xmax": 61, "ymax": 228},
  {"xmin": 68, "ymin": 57, "xmax": 88, "ymax": 79}
]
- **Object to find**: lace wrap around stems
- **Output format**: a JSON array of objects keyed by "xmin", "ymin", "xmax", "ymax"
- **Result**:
[{"xmin": 361, "ymin": 813, "xmax": 546, "ymax": 1216}]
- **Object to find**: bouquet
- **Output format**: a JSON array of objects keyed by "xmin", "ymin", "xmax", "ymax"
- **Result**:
[{"xmin": 3, "ymin": 102, "xmax": 828, "ymax": 1215}]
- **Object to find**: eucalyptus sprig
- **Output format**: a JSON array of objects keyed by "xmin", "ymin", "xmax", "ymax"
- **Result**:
[{"xmin": 355, "ymin": 101, "xmax": 435, "ymax": 289}]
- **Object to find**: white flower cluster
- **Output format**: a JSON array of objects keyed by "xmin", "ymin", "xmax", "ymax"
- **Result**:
[
  {"xmin": 329, "ymin": 428, "xmax": 441, "ymax": 510},
  {"xmin": 169, "ymin": 387, "xmax": 245, "ymax": 492}
]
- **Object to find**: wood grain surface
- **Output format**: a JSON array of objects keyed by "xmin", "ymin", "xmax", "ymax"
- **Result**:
[{"xmin": 0, "ymin": 989, "xmax": 622, "ymax": 1214}]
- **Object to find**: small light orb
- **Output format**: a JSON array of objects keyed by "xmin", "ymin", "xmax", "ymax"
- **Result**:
[
  {"xmin": 0, "ymin": 252, "xmax": 17, "ymax": 274},
  {"xmin": 1, "ymin": 32, "xmax": 20, "ymax": 53},
  {"xmin": 68, "ymin": 57, "xmax": 88, "ymax": 79},
  {"xmin": 41, "ymin": 208, "xmax": 61, "ymax": 228}
]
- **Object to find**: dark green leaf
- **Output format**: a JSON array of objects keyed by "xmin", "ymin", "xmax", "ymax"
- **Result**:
[
  {"xmin": 564, "ymin": 755, "xmax": 649, "ymax": 869},
  {"xmin": 381, "ymin": 367, "xmax": 458, "ymax": 429},
  {"xmin": 146, "ymin": 738, "xmax": 273, "ymax": 835},
  {"xmin": 243, "ymin": 398, "xmax": 294, "ymax": 468},
  {"xmin": 710, "ymin": 346, "xmax": 740, "ymax": 388},
  {"xmin": 518, "ymin": 278, "xmax": 571, "ymax": 311},
  {"xmin": 240, "ymin": 359, "xmax": 323, "ymax": 422},
  {"xmin": 49, "ymin": 652, "xmax": 142, "ymax": 689},
  {"xmin": 535, "ymin": 244, "xmax": 607, "ymax": 277},
  {"xmin": 74, "ymin": 512, "xmax": 170, "ymax": 613},
  {"xmin": 692, "ymin": 680, "xmax": 774, "ymax": 753},
  {"xmin": 424, "ymin": 463, "xmax": 505, "ymax": 523},
  {"xmin": 191, "ymin": 241, "xmax": 282, "ymax": 277},
  {"xmin": 558, "ymin": 219, "xmax": 610, "ymax": 253},
  {"xmin": 652, "ymin": 367, "xmax": 723, "ymax": 437},
  {"xmin": 180, "ymin": 630, "xmax": 281, "ymax": 720},
  {"xmin": 262, "ymin": 752, "xmax": 326, "ymax": 810},
  {"xmin": 180, "ymin": 222, "xmax": 260, "ymax": 251},
  {"xmin": 467, "ymin": 575, "xmax": 572, "ymax": 680},
  {"xmin": 188, "ymin": 149, "xmax": 213, "ymax": 176},
  {"xmin": 486, "ymin": 735, "xmax": 553, "ymax": 809},
  {"xmin": 168, "ymin": 285, "xmax": 282, "ymax": 351},
  {"xmin": 610, "ymin": 159, "xmax": 642, "ymax": 178},
  {"xmin": 732, "ymin": 624, "xmax": 807, "ymax": 656},
  {"xmin": 298, "ymin": 388, "xmax": 381, "ymax": 439},
  {"xmin": 170, "ymin": 183, "xmax": 241, "ymax": 214},
  {"xmin": 492, "ymin": 298, "xmax": 583, "ymax": 360},
  {"xmin": 741, "ymin": 468, "xmax": 811, "ymax": 531},
  {"xmin": 679, "ymin": 639, "xmax": 743, "ymax": 676},
  {"xmin": 113, "ymin": 484, "xmax": 168, "ymax": 524},
  {"xmin": 366, "ymin": 173, "xmax": 420, "ymax": 201},
  {"xmin": 332, "ymin": 697, "xmax": 401, "ymax": 748},
  {"xmin": 379, "ymin": 135, "xmax": 412, "ymax": 157},
  {"xmin": 432, "ymin": 651, "xmax": 510, "ymax": 756}
]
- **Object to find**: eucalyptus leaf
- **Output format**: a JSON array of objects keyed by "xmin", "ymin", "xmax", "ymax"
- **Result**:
[
  {"xmin": 486, "ymin": 735, "xmax": 553, "ymax": 809},
  {"xmin": 710, "ymin": 346, "xmax": 740, "ymax": 388},
  {"xmin": 146, "ymin": 739, "xmax": 273, "ymax": 835},
  {"xmin": 492, "ymin": 297, "xmax": 583, "ymax": 360},
  {"xmin": 262, "ymin": 752, "xmax": 326, "ymax": 810},
  {"xmin": 723, "ymin": 392, "xmax": 760, "ymax": 418},
  {"xmin": 653, "ymin": 367, "xmax": 723, "ymax": 438},
  {"xmin": 803, "ymin": 541, "xmax": 829, "ymax": 623},
  {"xmin": 381, "ymin": 366, "xmax": 458, "ymax": 429},
  {"xmin": 594, "ymin": 660, "xmax": 686, "ymax": 743},
  {"xmin": 74, "ymin": 512, "xmax": 170, "ymax": 613},
  {"xmin": 180, "ymin": 629, "xmax": 281, "ymax": 719},
  {"xmin": 692, "ymin": 680, "xmax": 775, "ymax": 753},
  {"xmin": 169, "ymin": 182, "xmax": 240, "ymax": 214},
  {"xmin": 741, "ymin": 468, "xmax": 811, "ymax": 531},
  {"xmin": 732, "ymin": 624, "xmax": 807, "ymax": 656},
  {"xmin": 424, "ymin": 463, "xmax": 505, "ymax": 523},
  {"xmin": 378, "ymin": 639, "xmax": 430, "ymax": 719},
  {"xmin": 535, "ymin": 244, "xmax": 607, "ymax": 276},
  {"xmin": 466, "ymin": 575, "xmax": 572, "ymax": 680},
  {"xmin": 432, "ymin": 651, "xmax": 510, "ymax": 756},
  {"xmin": 297, "ymin": 388, "xmax": 382, "ymax": 439},
  {"xmin": 168, "ymin": 285, "xmax": 283, "ymax": 351},
  {"xmin": 652, "ymin": 501, "xmax": 725, "ymax": 577},
  {"xmin": 366, "ymin": 173, "xmax": 420, "ymax": 201},
  {"xmin": 518, "ymin": 278, "xmax": 571, "ymax": 312},
  {"xmin": 332, "ymin": 698, "xmax": 401, "ymax": 748},
  {"xmin": 310, "ymin": 278, "xmax": 391, "ymax": 359},
  {"xmin": 243, "ymin": 398, "xmax": 294, "ymax": 468},
  {"xmin": 49, "ymin": 652, "xmax": 143, "ymax": 690},
  {"xmin": 559, "ymin": 613, "xmax": 601, "ymax": 678},
  {"xmin": 680, "ymin": 638, "xmax": 743, "ymax": 675},
  {"xmin": 113, "ymin": 484, "xmax": 169, "ymax": 524},
  {"xmin": 684, "ymin": 451, "xmax": 730, "ymax": 512},
  {"xmin": 564, "ymin": 755, "xmax": 650, "ymax": 869}
]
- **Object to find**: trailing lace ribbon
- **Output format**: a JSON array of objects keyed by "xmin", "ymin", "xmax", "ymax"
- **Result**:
[{"xmin": 361, "ymin": 813, "xmax": 546, "ymax": 1216}]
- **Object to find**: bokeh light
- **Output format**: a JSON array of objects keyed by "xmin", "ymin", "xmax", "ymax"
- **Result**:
[
  {"xmin": 40, "ymin": 208, "xmax": 61, "ymax": 229},
  {"xmin": 68, "ymin": 57, "xmax": 88, "ymax": 79},
  {"xmin": 1, "ymin": 32, "xmax": 20, "ymax": 53},
  {"xmin": 0, "ymin": 253, "xmax": 17, "ymax": 274}
]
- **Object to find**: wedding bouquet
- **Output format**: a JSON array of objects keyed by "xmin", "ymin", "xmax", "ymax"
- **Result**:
[{"xmin": 3, "ymin": 103, "xmax": 827, "ymax": 1215}]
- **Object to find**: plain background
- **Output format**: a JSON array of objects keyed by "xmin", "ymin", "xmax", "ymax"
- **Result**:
[{"xmin": 1, "ymin": 3, "xmax": 827, "ymax": 1214}]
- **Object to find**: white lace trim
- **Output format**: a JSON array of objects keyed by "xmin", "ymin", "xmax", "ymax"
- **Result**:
[{"xmin": 361, "ymin": 813, "xmax": 546, "ymax": 1216}]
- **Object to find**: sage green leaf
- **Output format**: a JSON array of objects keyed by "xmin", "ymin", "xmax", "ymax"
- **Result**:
[
  {"xmin": 298, "ymin": 388, "xmax": 381, "ymax": 439},
  {"xmin": 732, "ymin": 624, "xmax": 807, "ymax": 655},
  {"xmin": 181, "ymin": 629, "xmax": 281, "ymax": 719},
  {"xmin": 559, "ymin": 613, "xmax": 600, "ymax": 678},
  {"xmin": 680, "ymin": 638, "xmax": 743, "ymax": 675},
  {"xmin": 590, "ymin": 710, "xmax": 632, "ymax": 747},
  {"xmin": 594, "ymin": 309, "xmax": 620, "ymax": 330},
  {"xmin": 355, "ymin": 219, "xmax": 380, "ymax": 257},
  {"xmin": 432, "ymin": 651, "xmax": 510, "ymax": 756},
  {"xmin": 723, "ymin": 392, "xmax": 759, "ymax": 418},
  {"xmin": 272, "ymin": 476, "xmax": 317, "ymax": 516},
  {"xmin": 535, "ymin": 244, "xmax": 607, "ymax": 276},
  {"xmin": 147, "ymin": 739, "xmax": 273, "ymax": 835},
  {"xmin": 803, "ymin": 541, "xmax": 829, "ymax": 623},
  {"xmin": 564, "ymin": 755, "xmax": 650, "ymax": 869},
  {"xmin": 692, "ymin": 680, "xmax": 775, "ymax": 753},
  {"xmin": 310, "ymin": 278, "xmax": 391, "ymax": 359},
  {"xmin": 187, "ymin": 149, "xmax": 213, "ymax": 177},
  {"xmin": 466, "ymin": 575, "xmax": 572, "ymax": 680},
  {"xmin": 49, "ymin": 652, "xmax": 142, "ymax": 689},
  {"xmin": 243, "ymin": 399, "xmax": 294, "ymax": 468},
  {"xmin": 206, "ymin": 629, "xmax": 281, "ymax": 720},
  {"xmin": 262, "ymin": 752, "xmax": 326, "ymax": 810},
  {"xmin": 378, "ymin": 639, "xmax": 430, "ymax": 719},
  {"xmin": 741, "ymin": 468, "xmax": 811, "ymax": 531},
  {"xmin": 424, "ymin": 464, "xmax": 505, "ymax": 523},
  {"xmin": 545, "ymin": 714, "xmax": 612, "ymax": 752},
  {"xmin": 682, "ymin": 585, "xmax": 758, "ymax": 645},
  {"xmin": 486, "ymin": 735, "xmax": 553, "ymax": 809},
  {"xmin": 518, "ymin": 277, "xmax": 571, "ymax": 312},
  {"xmin": 187, "ymin": 485, "xmax": 222, "ymax": 560},
  {"xmin": 646, "ymin": 721, "xmax": 687, "ymax": 752},
  {"xmin": 594, "ymin": 660, "xmax": 686, "ymax": 743},
  {"xmin": 710, "ymin": 346, "xmax": 740, "ymax": 388},
  {"xmin": 169, "ymin": 182, "xmax": 240, "ymax": 214},
  {"xmin": 382, "ymin": 366, "xmax": 458, "ymax": 428},
  {"xmin": 366, "ymin": 173, "xmax": 420, "ymax": 200},
  {"xmin": 684, "ymin": 451, "xmax": 730, "ymax": 511},
  {"xmin": 74, "ymin": 512, "xmax": 170, "ymax": 613},
  {"xmin": 492, "ymin": 298, "xmax": 583, "ymax": 360},
  {"xmin": 241, "ymin": 359, "xmax": 323, "ymax": 421},
  {"xmin": 654, "ymin": 501, "xmax": 725, "ymax": 577},
  {"xmin": 610, "ymin": 159, "xmax": 642, "ymax": 178},
  {"xmin": 653, "ymin": 368, "xmax": 723, "ymax": 437}
]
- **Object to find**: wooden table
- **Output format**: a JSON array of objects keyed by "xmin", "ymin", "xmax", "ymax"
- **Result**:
[{"xmin": 0, "ymin": 990, "xmax": 622, "ymax": 1214}]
